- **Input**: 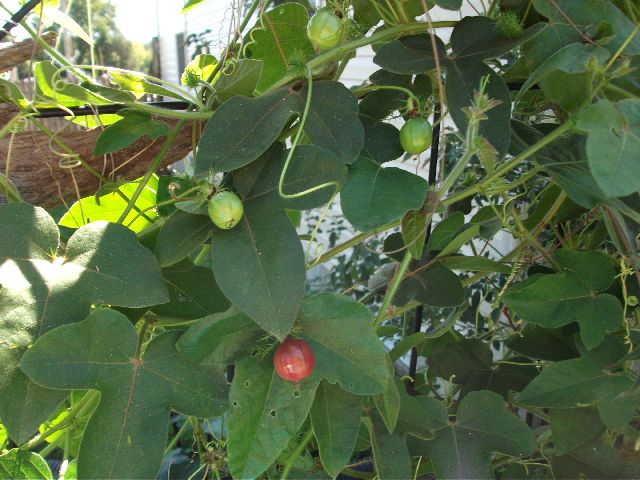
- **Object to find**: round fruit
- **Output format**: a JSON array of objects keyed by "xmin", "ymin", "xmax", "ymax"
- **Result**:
[
  {"xmin": 208, "ymin": 191, "xmax": 244, "ymax": 230},
  {"xmin": 273, "ymin": 339, "xmax": 315, "ymax": 382},
  {"xmin": 307, "ymin": 11, "xmax": 343, "ymax": 51},
  {"xmin": 400, "ymin": 117, "xmax": 433, "ymax": 155}
]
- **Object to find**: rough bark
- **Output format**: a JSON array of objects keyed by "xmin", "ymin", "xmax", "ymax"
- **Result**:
[
  {"xmin": 0, "ymin": 32, "xmax": 57, "ymax": 74},
  {"xmin": 0, "ymin": 119, "xmax": 201, "ymax": 207}
]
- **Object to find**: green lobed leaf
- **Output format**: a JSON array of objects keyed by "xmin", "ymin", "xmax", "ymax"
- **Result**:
[
  {"xmin": 518, "ymin": 336, "xmax": 634, "ymax": 430},
  {"xmin": 0, "ymin": 204, "xmax": 168, "ymax": 443},
  {"xmin": 341, "ymin": 158, "xmax": 428, "ymax": 231},
  {"xmin": 300, "ymin": 293, "xmax": 392, "ymax": 395},
  {"xmin": 0, "ymin": 450, "xmax": 52, "ymax": 480},
  {"xmin": 244, "ymin": 4, "xmax": 315, "ymax": 94},
  {"xmin": 503, "ymin": 249, "xmax": 623, "ymax": 349},
  {"xmin": 227, "ymin": 355, "xmax": 319, "ymax": 479},
  {"xmin": 577, "ymin": 99, "xmax": 640, "ymax": 198},
  {"xmin": 310, "ymin": 382, "xmax": 363, "ymax": 478},
  {"xmin": 211, "ymin": 145, "xmax": 345, "ymax": 340},
  {"xmin": 20, "ymin": 309, "xmax": 227, "ymax": 479},
  {"xmin": 411, "ymin": 391, "xmax": 536, "ymax": 479}
]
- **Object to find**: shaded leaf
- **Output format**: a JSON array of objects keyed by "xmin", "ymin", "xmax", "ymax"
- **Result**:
[
  {"xmin": 20, "ymin": 309, "xmax": 227, "ymax": 479},
  {"xmin": 311, "ymin": 382, "xmax": 363, "ymax": 478},
  {"xmin": 503, "ymin": 250, "xmax": 623, "ymax": 349},
  {"xmin": 341, "ymin": 158, "xmax": 428, "ymax": 231},
  {"xmin": 177, "ymin": 308, "xmax": 264, "ymax": 365},
  {"xmin": 0, "ymin": 204, "xmax": 168, "ymax": 443},
  {"xmin": 227, "ymin": 355, "xmax": 318, "ymax": 479},
  {"xmin": 549, "ymin": 407, "xmax": 604, "ymax": 455},
  {"xmin": 518, "ymin": 337, "xmax": 634, "ymax": 430},
  {"xmin": 155, "ymin": 211, "xmax": 212, "ymax": 267},
  {"xmin": 363, "ymin": 415, "xmax": 411, "ymax": 480},
  {"xmin": 412, "ymin": 391, "xmax": 536, "ymax": 479}
]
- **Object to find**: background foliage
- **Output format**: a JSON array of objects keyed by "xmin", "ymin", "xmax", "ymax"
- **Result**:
[{"xmin": 1, "ymin": 0, "xmax": 640, "ymax": 478}]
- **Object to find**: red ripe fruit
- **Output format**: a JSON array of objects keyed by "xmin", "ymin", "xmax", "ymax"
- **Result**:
[{"xmin": 273, "ymin": 339, "xmax": 315, "ymax": 382}]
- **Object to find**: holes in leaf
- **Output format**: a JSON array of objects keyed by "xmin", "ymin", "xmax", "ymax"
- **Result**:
[
  {"xmin": 232, "ymin": 401, "xmax": 238, "ymax": 407},
  {"xmin": 293, "ymin": 390, "xmax": 300, "ymax": 398},
  {"xmin": 270, "ymin": 410, "xmax": 277, "ymax": 417},
  {"xmin": 245, "ymin": 380, "xmax": 250, "ymax": 387}
]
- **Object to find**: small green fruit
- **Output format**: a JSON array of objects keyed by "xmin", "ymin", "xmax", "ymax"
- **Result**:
[
  {"xmin": 400, "ymin": 117, "xmax": 433, "ymax": 155},
  {"xmin": 208, "ymin": 191, "xmax": 244, "ymax": 230},
  {"xmin": 307, "ymin": 11, "xmax": 343, "ymax": 51}
]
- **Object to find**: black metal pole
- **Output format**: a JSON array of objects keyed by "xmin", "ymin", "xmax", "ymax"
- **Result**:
[
  {"xmin": 30, "ymin": 101, "xmax": 191, "ymax": 118},
  {"xmin": 408, "ymin": 102, "xmax": 441, "ymax": 391},
  {"xmin": 0, "ymin": 0, "xmax": 43, "ymax": 42}
]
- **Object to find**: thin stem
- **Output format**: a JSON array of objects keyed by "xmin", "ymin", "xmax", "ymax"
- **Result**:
[
  {"xmin": 22, "ymin": 391, "xmax": 100, "ymax": 449},
  {"xmin": 280, "ymin": 428, "xmax": 314, "ymax": 480},
  {"xmin": 267, "ymin": 21, "xmax": 456, "ymax": 93},
  {"xmin": 193, "ymin": 244, "xmax": 212, "ymax": 266},
  {"xmin": 19, "ymin": 20, "xmax": 91, "ymax": 82},
  {"xmin": 307, "ymin": 219, "xmax": 401, "ymax": 268},
  {"xmin": 116, "ymin": 119, "xmax": 186, "ymax": 224},
  {"xmin": 444, "ymin": 120, "xmax": 575, "ymax": 206},
  {"xmin": 86, "ymin": 0, "xmax": 96, "ymax": 79},
  {"xmin": 163, "ymin": 419, "xmax": 191, "ymax": 457},
  {"xmin": 374, "ymin": 252, "xmax": 413, "ymax": 326}
]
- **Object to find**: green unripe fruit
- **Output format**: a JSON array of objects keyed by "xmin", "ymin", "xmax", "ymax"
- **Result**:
[
  {"xmin": 400, "ymin": 118, "xmax": 433, "ymax": 155},
  {"xmin": 307, "ymin": 11, "xmax": 343, "ymax": 51},
  {"xmin": 208, "ymin": 191, "xmax": 244, "ymax": 230}
]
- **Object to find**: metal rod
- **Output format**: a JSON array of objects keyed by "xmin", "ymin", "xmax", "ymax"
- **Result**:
[
  {"xmin": 30, "ymin": 101, "xmax": 191, "ymax": 118},
  {"xmin": 0, "ymin": 0, "xmax": 43, "ymax": 42},
  {"xmin": 408, "ymin": 102, "xmax": 441, "ymax": 392}
]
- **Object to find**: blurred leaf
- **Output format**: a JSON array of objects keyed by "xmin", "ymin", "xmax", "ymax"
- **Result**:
[{"xmin": 0, "ymin": 450, "xmax": 51, "ymax": 480}]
